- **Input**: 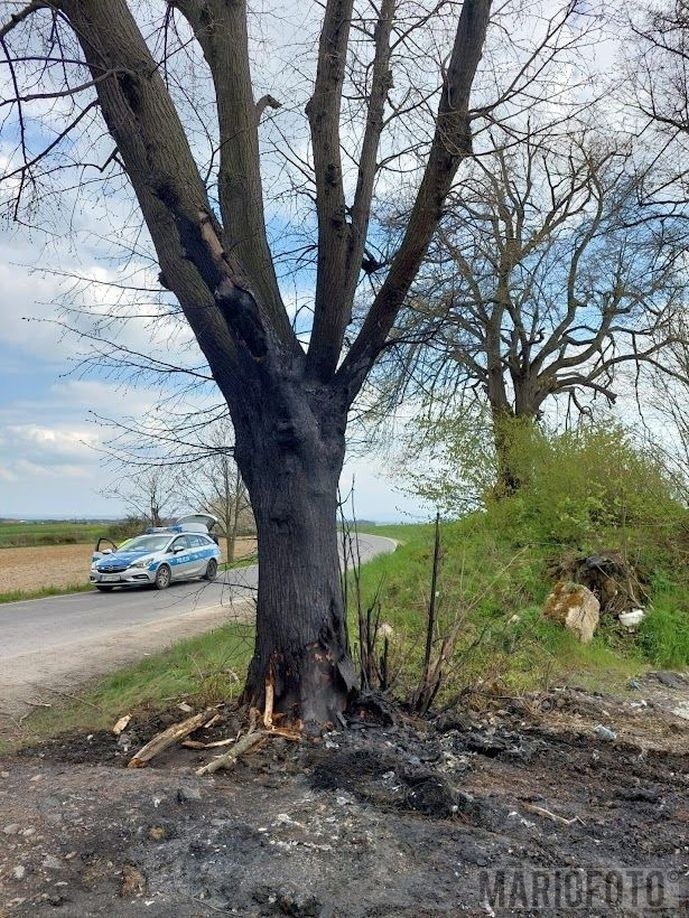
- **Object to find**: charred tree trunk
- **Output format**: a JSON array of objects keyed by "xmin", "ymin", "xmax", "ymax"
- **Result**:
[{"xmin": 233, "ymin": 385, "xmax": 354, "ymax": 729}]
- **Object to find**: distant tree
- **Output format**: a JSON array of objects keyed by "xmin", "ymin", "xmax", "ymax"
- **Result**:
[
  {"xmin": 379, "ymin": 132, "xmax": 687, "ymax": 492},
  {"xmin": 107, "ymin": 467, "xmax": 181, "ymax": 528},
  {"xmin": 183, "ymin": 429, "xmax": 254, "ymax": 563},
  {"xmin": 631, "ymin": 2, "xmax": 689, "ymax": 142}
]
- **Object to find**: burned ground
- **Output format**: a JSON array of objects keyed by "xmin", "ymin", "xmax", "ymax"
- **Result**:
[{"xmin": 1, "ymin": 678, "xmax": 689, "ymax": 916}]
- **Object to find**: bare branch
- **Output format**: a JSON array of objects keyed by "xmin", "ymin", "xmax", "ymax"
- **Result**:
[
  {"xmin": 338, "ymin": 0, "xmax": 493, "ymax": 398},
  {"xmin": 0, "ymin": 0, "xmax": 48, "ymax": 41}
]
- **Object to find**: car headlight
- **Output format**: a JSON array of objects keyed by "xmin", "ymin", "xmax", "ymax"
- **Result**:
[{"xmin": 130, "ymin": 557, "xmax": 152, "ymax": 569}]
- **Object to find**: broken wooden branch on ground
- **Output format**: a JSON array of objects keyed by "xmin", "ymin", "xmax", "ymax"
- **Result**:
[
  {"xmin": 195, "ymin": 730, "xmax": 267, "ymax": 775},
  {"xmin": 182, "ymin": 737, "xmax": 236, "ymax": 750},
  {"xmin": 128, "ymin": 707, "xmax": 217, "ymax": 768},
  {"xmin": 521, "ymin": 802, "xmax": 585, "ymax": 826}
]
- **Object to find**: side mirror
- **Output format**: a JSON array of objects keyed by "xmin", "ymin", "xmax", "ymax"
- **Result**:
[{"xmin": 173, "ymin": 545, "xmax": 186, "ymax": 554}]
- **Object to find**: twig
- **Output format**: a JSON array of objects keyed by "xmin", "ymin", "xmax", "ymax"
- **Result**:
[
  {"xmin": 182, "ymin": 737, "xmax": 235, "ymax": 750},
  {"xmin": 521, "ymin": 802, "xmax": 585, "ymax": 826},
  {"xmin": 32, "ymin": 684, "xmax": 101, "ymax": 710},
  {"xmin": 195, "ymin": 730, "xmax": 267, "ymax": 775},
  {"xmin": 190, "ymin": 897, "xmax": 228, "ymax": 914}
]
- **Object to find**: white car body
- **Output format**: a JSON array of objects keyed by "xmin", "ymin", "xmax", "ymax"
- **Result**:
[{"xmin": 90, "ymin": 514, "xmax": 221, "ymax": 590}]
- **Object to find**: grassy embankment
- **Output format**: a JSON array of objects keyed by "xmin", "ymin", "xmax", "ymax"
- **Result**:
[{"xmin": 14, "ymin": 511, "xmax": 689, "ymax": 747}]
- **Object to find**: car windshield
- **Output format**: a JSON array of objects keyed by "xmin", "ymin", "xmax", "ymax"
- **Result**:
[{"xmin": 118, "ymin": 535, "xmax": 170, "ymax": 553}]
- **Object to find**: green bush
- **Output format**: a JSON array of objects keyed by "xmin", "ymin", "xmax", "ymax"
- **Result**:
[
  {"xmin": 490, "ymin": 421, "xmax": 686, "ymax": 553},
  {"xmin": 361, "ymin": 421, "xmax": 689, "ymax": 696}
]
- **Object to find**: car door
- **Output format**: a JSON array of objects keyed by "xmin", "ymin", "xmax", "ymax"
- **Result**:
[
  {"xmin": 168, "ymin": 535, "xmax": 195, "ymax": 581},
  {"xmin": 187, "ymin": 534, "xmax": 208, "ymax": 577}
]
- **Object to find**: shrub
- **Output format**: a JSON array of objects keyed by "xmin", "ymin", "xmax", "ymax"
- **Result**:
[{"xmin": 490, "ymin": 421, "xmax": 686, "ymax": 553}]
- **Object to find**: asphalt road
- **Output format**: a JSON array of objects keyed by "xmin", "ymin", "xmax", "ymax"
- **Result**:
[{"xmin": 0, "ymin": 532, "xmax": 395, "ymax": 715}]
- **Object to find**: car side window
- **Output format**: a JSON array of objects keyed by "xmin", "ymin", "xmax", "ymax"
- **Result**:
[
  {"xmin": 193, "ymin": 535, "xmax": 210, "ymax": 548},
  {"xmin": 171, "ymin": 536, "xmax": 192, "ymax": 552}
]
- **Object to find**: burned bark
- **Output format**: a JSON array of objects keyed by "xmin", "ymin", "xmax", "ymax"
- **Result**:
[{"xmin": 234, "ymin": 380, "xmax": 353, "ymax": 726}]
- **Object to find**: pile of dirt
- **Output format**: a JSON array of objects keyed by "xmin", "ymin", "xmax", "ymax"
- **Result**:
[
  {"xmin": 2, "ymin": 685, "xmax": 689, "ymax": 916},
  {"xmin": 549, "ymin": 549, "xmax": 647, "ymax": 615}
]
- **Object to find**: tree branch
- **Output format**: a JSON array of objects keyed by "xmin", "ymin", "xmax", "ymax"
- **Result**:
[
  {"xmin": 0, "ymin": 0, "xmax": 48, "ymax": 40},
  {"xmin": 304, "ymin": 0, "xmax": 356, "ymax": 380},
  {"xmin": 168, "ymin": 0, "xmax": 291, "ymax": 343},
  {"xmin": 337, "ymin": 0, "xmax": 492, "ymax": 401}
]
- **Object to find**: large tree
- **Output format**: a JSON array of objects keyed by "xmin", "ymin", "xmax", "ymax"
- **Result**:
[
  {"xmin": 377, "ymin": 132, "xmax": 687, "ymax": 490},
  {"xmin": 1, "ymin": 0, "xmax": 584, "ymax": 727}
]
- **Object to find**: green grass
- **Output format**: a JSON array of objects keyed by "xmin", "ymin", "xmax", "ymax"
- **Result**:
[
  {"xmin": 220, "ymin": 554, "xmax": 257, "ymax": 572},
  {"xmin": 5, "ymin": 622, "xmax": 256, "ymax": 752},
  {"xmin": 0, "ymin": 583, "xmax": 94, "ymax": 604},
  {"xmin": 9, "ymin": 496, "xmax": 689, "ymax": 751},
  {"xmin": 0, "ymin": 520, "xmax": 107, "ymax": 548},
  {"xmin": 358, "ymin": 514, "xmax": 688, "ymax": 700}
]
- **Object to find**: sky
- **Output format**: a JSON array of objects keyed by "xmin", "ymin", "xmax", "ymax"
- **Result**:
[{"xmin": 0, "ymin": 223, "xmax": 429, "ymax": 522}]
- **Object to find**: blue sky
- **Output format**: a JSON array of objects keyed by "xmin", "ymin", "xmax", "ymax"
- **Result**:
[
  {"xmin": 0, "ymin": 0, "xmax": 612, "ymax": 522},
  {"xmin": 0, "ymin": 223, "xmax": 429, "ymax": 522}
]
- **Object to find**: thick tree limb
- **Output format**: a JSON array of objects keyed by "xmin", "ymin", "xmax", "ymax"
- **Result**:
[
  {"xmin": 305, "ymin": 0, "xmax": 356, "ymax": 380},
  {"xmin": 337, "ymin": 0, "xmax": 492, "ymax": 401},
  {"xmin": 168, "ymin": 0, "xmax": 291, "ymax": 343},
  {"xmin": 59, "ymin": 0, "xmax": 298, "ymax": 397},
  {"xmin": 307, "ymin": 0, "xmax": 396, "ymax": 380},
  {"xmin": 128, "ymin": 707, "xmax": 217, "ymax": 768}
]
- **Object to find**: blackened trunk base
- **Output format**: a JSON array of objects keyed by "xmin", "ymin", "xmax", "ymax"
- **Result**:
[{"xmin": 238, "ymin": 415, "xmax": 353, "ymax": 730}]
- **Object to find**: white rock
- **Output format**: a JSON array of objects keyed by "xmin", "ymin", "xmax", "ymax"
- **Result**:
[
  {"xmin": 543, "ymin": 582, "xmax": 600, "ymax": 643},
  {"xmin": 619, "ymin": 609, "xmax": 645, "ymax": 629}
]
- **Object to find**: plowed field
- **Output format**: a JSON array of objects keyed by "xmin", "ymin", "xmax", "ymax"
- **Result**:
[{"xmin": 0, "ymin": 538, "xmax": 257, "ymax": 595}]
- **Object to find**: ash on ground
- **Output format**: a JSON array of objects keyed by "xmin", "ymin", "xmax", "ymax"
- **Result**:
[{"xmin": 2, "ymin": 680, "xmax": 689, "ymax": 916}]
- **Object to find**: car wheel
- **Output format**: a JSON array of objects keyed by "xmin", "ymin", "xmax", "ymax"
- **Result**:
[
  {"xmin": 204, "ymin": 558, "xmax": 218, "ymax": 581},
  {"xmin": 95, "ymin": 585, "xmax": 114, "ymax": 592},
  {"xmin": 154, "ymin": 564, "xmax": 171, "ymax": 590}
]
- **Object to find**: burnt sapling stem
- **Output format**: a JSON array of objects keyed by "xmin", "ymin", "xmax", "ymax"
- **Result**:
[{"xmin": 423, "ymin": 511, "xmax": 442, "ymax": 679}]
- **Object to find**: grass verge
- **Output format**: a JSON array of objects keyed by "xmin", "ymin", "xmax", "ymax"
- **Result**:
[
  {"xmin": 7, "ymin": 506, "xmax": 687, "ymax": 751},
  {"xmin": 0, "ymin": 583, "xmax": 95, "ymax": 604},
  {"xmin": 2, "ymin": 622, "xmax": 255, "ymax": 753},
  {"xmin": 358, "ymin": 520, "xmax": 684, "ymax": 701}
]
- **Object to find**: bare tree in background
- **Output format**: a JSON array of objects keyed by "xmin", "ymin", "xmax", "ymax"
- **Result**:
[
  {"xmin": 183, "ymin": 429, "xmax": 254, "ymax": 563},
  {"xmin": 377, "ymin": 132, "xmax": 687, "ymax": 491},
  {"xmin": 631, "ymin": 2, "xmax": 689, "ymax": 140},
  {"xmin": 106, "ymin": 467, "xmax": 181, "ymax": 527},
  {"xmin": 0, "ymin": 0, "xmax": 590, "ymax": 725}
]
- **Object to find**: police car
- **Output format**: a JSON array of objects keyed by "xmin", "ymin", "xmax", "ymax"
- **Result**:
[{"xmin": 90, "ymin": 513, "xmax": 221, "ymax": 592}]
